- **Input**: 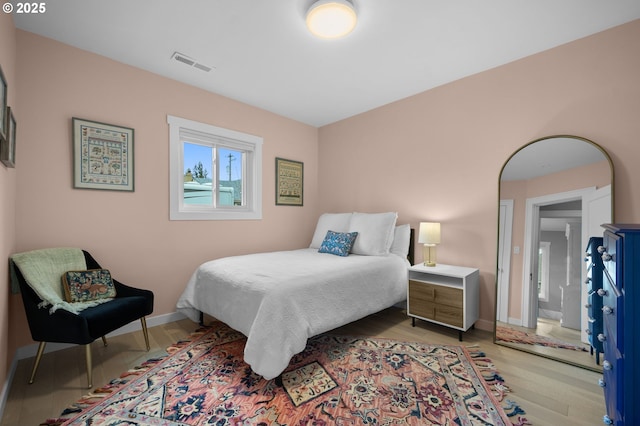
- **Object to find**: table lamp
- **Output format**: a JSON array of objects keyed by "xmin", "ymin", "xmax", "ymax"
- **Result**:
[{"xmin": 419, "ymin": 222, "xmax": 441, "ymax": 267}]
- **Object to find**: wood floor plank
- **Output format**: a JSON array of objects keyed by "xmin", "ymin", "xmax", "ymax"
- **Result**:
[{"xmin": 0, "ymin": 309, "xmax": 605, "ymax": 425}]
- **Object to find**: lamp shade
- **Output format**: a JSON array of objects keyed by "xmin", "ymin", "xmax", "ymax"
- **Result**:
[
  {"xmin": 306, "ymin": 0, "xmax": 357, "ymax": 39},
  {"xmin": 418, "ymin": 222, "xmax": 441, "ymax": 244}
]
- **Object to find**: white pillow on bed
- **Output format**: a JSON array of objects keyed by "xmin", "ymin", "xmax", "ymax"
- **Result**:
[
  {"xmin": 310, "ymin": 213, "xmax": 353, "ymax": 248},
  {"xmin": 349, "ymin": 212, "xmax": 398, "ymax": 256},
  {"xmin": 390, "ymin": 224, "xmax": 411, "ymax": 258}
]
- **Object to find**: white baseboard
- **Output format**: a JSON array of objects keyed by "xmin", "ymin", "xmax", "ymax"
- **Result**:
[
  {"xmin": 0, "ymin": 311, "xmax": 188, "ymax": 420},
  {"xmin": 0, "ymin": 356, "xmax": 18, "ymax": 423},
  {"xmin": 507, "ymin": 317, "xmax": 523, "ymax": 327},
  {"xmin": 12, "ymin": 311, "xmax": 187, "ymax": 361}
]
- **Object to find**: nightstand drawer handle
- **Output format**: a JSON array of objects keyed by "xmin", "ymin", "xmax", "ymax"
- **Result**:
[
  {"xmin": 603, "ymin": 360, "xmax": 612, "ymax": 371},
  {"xmin": 603, "ymin": 415, "xmax": 613, "ymax": 425},
  {"xmin": 598, "ymin": 378, "xmax": 606, "ymax": 387}
]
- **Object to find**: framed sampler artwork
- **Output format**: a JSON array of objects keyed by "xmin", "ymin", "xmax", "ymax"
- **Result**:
[
  {"xmin": 72, "ymin": 118, "xmax": 134, "ymax": 191},
  {"xmin": 275, "ymin": 157, "xmax": 303, "ymax": 206}
]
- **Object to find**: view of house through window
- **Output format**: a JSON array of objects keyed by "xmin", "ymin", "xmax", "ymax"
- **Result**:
[
  {"xmin": 168, "ymin": 115, "xmax": 262, "ymax": 221},
  {"xmin": 183, "ymin": 143, "xmax": 244, "ymax": 207}
]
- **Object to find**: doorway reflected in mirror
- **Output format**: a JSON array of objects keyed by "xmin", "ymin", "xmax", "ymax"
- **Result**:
[{"xmin": 495, "ymin": 135, "xmax": 613, "ymax": 372}]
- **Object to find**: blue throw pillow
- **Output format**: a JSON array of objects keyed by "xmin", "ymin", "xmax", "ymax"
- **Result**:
[{"xmin": 318, "ymin": 230, "xmax": 358, "ymax": 257}]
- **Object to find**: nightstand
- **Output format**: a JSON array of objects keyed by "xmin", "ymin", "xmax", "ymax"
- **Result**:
[{"xmin": 407, "ymin": 263, "xmax": 480, "ymax": 341}]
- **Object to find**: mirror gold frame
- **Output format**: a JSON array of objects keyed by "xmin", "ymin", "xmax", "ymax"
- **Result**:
[{"xmin": 495, "ymin": 135, "xmax": 614, "ymax": 372}]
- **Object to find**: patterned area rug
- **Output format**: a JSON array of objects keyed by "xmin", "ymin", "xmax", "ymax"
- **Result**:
[
  {"xmin": 44, "ymin": 322, "xmax": 529, "ymax": 425},
  {"xmin": 496, "ymin": 325, "xmax": 588, "ymax": 352}
]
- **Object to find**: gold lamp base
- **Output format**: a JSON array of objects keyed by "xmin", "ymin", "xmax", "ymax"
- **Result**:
[{"xmin": 423, "ymin": 244, "xmax": 437, "ymax": 267}]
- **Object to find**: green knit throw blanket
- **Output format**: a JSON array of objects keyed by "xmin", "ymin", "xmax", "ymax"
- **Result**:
[{"xmin": 11, "ymin": 248, "xmax": 112, "ymax": 314}]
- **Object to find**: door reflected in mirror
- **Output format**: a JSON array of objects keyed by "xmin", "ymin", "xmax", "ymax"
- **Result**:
[{"xmin": 495, "ymin": 135, "xmax": 613, "ymax": 372}]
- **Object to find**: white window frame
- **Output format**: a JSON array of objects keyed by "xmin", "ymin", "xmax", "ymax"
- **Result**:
[
  {"xmin": 168, "ymin": 115, "xmax": 262, "ymax": 220},
  {"xmin": 538, "ymin": 241, "xmax": 551, "ymax": 302}
]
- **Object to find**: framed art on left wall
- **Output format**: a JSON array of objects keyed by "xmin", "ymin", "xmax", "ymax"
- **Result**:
[
  {"xmin": 0, "ymin": 65, "xmax": 6, "ymax": 141},
  {"xmin": 73, "ymin": 117, "xmax": 134, "ymax": 191},
  {"xmin": 1, "ymin": 107, "xmax": 16, "ymax": 167}
]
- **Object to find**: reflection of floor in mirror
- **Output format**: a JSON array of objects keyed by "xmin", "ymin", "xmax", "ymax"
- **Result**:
[
  {"xmin": 496, "ymin": 319, "xmax": 602, "ymax": 371},
  {"xmin": 537, "ymin": 317, "xmax": 582, "ymax": 344}
]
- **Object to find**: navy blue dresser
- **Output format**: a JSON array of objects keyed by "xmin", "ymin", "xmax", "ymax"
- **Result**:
[
  {"xmin": 585, "ymin": 236, "xmax": 604, "ymax": 363},
  {"xmin": 599, "ymin": 224, "xmax": 640, "ymax": 425}
]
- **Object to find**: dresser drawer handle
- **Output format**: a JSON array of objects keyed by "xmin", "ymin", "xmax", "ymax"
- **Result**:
[
  {"xmin": 598, "ymin": 378, "xmax": 606, "ymax": 387},
  {"xmin": 603, "ymin": 360, "xmax": 612, "ymax": 371},
  {"xmin": 597, "ymin": 288, "xmax": 607, "ymax": 297},
  {"xmin": 602, "ymin": 252, "xmax": 612, "ymax": 262},
  {"xmin": 602, "ymin": 306, "xmax": 613, "ymax": 315},
  {"xmin": 597, "ymin": 333, "xmax": 606, "ymax": 342},
  {"xmin": 603, "ymin": 415, "xmax": 613, "ymax": 425}
]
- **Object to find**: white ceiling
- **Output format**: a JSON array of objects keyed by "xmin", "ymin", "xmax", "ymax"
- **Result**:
[{"xmin": 12, "ymin": 1, "xmax": 640, "ymax": 127}]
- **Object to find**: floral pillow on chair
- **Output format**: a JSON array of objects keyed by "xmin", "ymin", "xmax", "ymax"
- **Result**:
[{"xmin": 62, "ymin": 269, "xmax": 117, "ymax": 303}]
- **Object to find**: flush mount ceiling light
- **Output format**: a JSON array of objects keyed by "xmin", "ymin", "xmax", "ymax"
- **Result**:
[{"xmin": 306, "ymin": 0, "xmax": 357, "ymax": 39}]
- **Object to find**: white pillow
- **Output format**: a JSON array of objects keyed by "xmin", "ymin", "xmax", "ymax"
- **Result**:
[
  {"xmin": 390, "ymin": 224, "xmax": 411, "ymax": 258},
  {"xmin": 349, "ymin": 212, "xmax": 398, "ymax": 256},
  {"xmin": 309, "ymin": 213, "xmax": 353, "ymax": 249}
]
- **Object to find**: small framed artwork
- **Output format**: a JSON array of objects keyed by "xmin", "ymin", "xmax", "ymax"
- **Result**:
[
  {"xmin": 0, "ymin": 106, "xmax": 15, "ymax": 168},
  {"xmin": 0, "ymin": 65, "xmax": 7, "ymax": 141},
  {"xmin": 275, "ymin": 157, "xmax": 303, "ymax": 206},
  {"xmin": 73, "ymin": 117, "xmax": 134, "ymax": 191}
]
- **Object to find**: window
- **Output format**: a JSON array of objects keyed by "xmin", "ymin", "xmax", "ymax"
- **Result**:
[{"xmin": 168, "ymin": 115, "xmax": 262, "ymax": 220}]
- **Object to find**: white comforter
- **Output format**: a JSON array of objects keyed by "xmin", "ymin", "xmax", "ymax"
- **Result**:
[{"xmin": 176, "ymin": 248, "xmax": 408, "ymax": 379}]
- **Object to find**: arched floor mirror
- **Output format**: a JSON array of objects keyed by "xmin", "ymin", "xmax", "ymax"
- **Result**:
[{"xmin": 495, "ymin": 135, "xmax": 614, "ymax": 372}]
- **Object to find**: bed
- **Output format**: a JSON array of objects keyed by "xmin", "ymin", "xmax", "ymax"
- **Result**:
[{"xmin": 176, "ymin": 212, "xmax": 413, "ymax": 379}]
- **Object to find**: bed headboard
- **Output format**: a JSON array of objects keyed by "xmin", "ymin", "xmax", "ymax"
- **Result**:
[{"xmin": 408, "ymin": 228, "xmax": 415, "ymax": 265}]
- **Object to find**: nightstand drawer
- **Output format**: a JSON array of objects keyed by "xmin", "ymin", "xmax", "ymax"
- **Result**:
[
  {"xmin": 409, "ymin": 280, "xmax": 463, "ymax": 308},
  {"xmin": 407, "ymin": 295, "xmax": 464, "ymax": 328},
  {"xmin": 409, "ymin": 299, "xmax": 435, "ymax": 320},
  {"xmin": 435, "ymin": 304, "xmax": 463, "ymax": 328}
]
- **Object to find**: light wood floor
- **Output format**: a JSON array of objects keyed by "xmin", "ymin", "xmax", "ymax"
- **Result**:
[{"xmin": 1, "ymin": 308, "xmax": 605, "ymax": 425}]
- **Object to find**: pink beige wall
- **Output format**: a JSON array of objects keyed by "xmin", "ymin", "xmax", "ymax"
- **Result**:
[
  {"xmin": 0, "ymin": 12, "xmax": 17, "ymax": 392},
  {"xmin": 7, "ymin": 31, "xmax": 320, "ymax": 355},
  {"xmin": 318, "ymin": 19, "xmax": 640, "ymax": 330}
]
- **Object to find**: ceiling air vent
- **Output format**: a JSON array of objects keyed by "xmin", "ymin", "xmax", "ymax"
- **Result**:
[
  {"xmin": 171, "ymin": 52, "xmax": 214, "ymax": 73},
  {"xmin": 193, "ymin": 63, "xmax": 213, "ymax": 73}
]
